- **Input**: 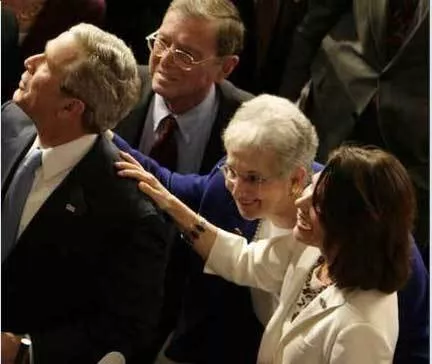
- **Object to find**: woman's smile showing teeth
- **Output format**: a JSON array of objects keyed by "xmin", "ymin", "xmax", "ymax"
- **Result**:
[{"xmin": 296, "ymin": 211, "xmax": 312, "ymax": 231}]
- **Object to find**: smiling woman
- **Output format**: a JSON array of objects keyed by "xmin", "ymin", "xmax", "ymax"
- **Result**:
[
  {"xmin": 116, "ymin": 143, "xmax": 415, "ymax": 364},
  {"xmin": 113, "ymin": 89, "xmax": 428, "ymax": 363}
]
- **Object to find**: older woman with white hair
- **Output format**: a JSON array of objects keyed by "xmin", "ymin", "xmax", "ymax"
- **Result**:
[
  {"xmin": 114, "ymin": 94, "xmax": 319, "ymax": 363},
  {"xmin": 113, "ymin": 94, "xmax": 428, "ymax": 364}
]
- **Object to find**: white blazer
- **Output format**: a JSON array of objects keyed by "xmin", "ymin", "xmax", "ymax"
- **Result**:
[{"xmin": 205, "ymin": 230, "xmax": 398, "ymax": 364}]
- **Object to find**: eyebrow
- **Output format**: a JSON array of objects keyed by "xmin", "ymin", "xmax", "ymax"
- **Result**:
[
  {"xmin": 225, "ymin": 163, "xmax": 266, "ymax": 176},
  {"xmin": 158, "ymin": 32, "xmax": 202, "ymax": 58}
]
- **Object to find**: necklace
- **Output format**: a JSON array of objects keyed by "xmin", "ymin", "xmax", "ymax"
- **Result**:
[{"xmin": 251, "ymin": 219, "xmax": 263, "ymax": 241}]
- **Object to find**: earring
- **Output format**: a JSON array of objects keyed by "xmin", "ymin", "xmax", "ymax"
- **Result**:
[{"xmin": 291, "ymin": 184, "xmax": 303, "ymax": 198}]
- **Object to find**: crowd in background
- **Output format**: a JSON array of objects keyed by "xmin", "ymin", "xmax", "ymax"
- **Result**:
[{"xmin": 1, "ymin": 1, "xmax": 429, "ymax": 363}]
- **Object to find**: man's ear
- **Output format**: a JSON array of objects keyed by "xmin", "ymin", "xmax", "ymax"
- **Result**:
[
  {"xmin": 216, "ymin": 55, "xmax": 239, "ymax": 82},
  {"xmin": 59, "ymin": 98, "xmax": 86, "ymax": 119}
]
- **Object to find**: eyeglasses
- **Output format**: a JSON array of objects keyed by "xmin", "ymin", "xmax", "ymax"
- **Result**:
[
  {"xmin": 219, "ymin": 163, "xmax": 279, "ymax": 189},
  {"xmin": 146, "ymin": 31, "xmax": 216, "ymax": 71}
]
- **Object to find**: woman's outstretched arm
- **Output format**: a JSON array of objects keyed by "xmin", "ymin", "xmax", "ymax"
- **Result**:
[{"xmin": 116, "ymin": 151, "xmax": 217, "ymax": 260}]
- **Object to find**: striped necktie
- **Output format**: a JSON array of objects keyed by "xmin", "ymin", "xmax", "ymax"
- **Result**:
[{"xmin": 149, "ymin": 115, "xmax": 178, "ymax": 171}]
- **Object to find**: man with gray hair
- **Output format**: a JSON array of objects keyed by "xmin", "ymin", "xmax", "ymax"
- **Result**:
[
  {"xmin": 114, "ymin": 0, "xmax": 252, "ymax": 174},
  {"xmin": 1, "ymin": 23, "xmax": 175, "ymax": 363}
]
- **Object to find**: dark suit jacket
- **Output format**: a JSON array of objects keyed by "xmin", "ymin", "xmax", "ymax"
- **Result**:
[
  {"xmin": 1, "ymin": 102, "xmax": 176, "ymax": 364},
  {"xmin": 114, "ymin": 133, "xmax": 430, "ymax": 364},
  {"xmin": 114, "ymin": 66, "xmax": 253, "ymax": 174},
  {"xmin": 280, "ymin": 0, "xmax": 429, "ymax": 264}
]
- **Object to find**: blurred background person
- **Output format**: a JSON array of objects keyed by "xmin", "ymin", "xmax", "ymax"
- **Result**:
[{"xmin": 279, "ymin": 0, "xmax": 429, "ymax": 268}]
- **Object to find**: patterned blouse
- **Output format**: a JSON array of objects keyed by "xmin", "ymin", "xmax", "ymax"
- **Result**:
[{"xmin": 291, "ymin": 256, "xmax": 330, "ymax": 321}]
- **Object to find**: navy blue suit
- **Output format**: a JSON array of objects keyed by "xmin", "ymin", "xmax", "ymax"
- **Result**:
[{"xmin": 114, "ymin": 134, "xmax": 429, "ymax": 364}]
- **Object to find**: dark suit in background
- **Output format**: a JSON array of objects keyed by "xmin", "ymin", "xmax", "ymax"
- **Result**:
[
  {"xmin": 2, "ymin": 102, "xmax": 175, "ymax": 363},
  {"xmin": 280, "ymin": 0, "xmax": 429, "ymax": 266}
]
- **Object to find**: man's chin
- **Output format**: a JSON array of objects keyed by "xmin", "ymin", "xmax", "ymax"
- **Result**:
[
  {"xmin": 12, "ymin": 88, "xmax": 27, "ymax": 105},
  {"xmin": 12, "ymin": 88, "xmax": 21, "ymax": 102}
]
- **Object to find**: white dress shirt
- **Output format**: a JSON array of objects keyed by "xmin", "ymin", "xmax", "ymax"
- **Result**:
[{"xmin": 18, "ymin": 134, "xmax": 97, "ymax": 237}]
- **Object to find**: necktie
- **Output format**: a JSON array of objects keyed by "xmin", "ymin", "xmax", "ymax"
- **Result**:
[
  {"xmin": 149, "ymin": 115, "xmax": 178, "ymax": 170},
  {"xmin": 2, "ymin": 148, "xmax": 42, "ymax": 262}
]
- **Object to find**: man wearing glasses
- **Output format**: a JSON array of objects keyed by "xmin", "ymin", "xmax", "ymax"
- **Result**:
[
  {"xmin": 113, "ymin": 0, "xmax": 257, "ymax": 363},
  {"xmin": 114, "ymin": 0, "xmax": 252, "ymax": 175}
]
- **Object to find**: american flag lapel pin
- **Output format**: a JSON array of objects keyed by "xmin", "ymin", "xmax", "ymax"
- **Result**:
[
  {"xmin": 65, "ymin": 203, "xmax": 76, "ymax": 213},
  {"xmin": 319, "ymin": 297, "xmax": 327, "ymax": 309}
]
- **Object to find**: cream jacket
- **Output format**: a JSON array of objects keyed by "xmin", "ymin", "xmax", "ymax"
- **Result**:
[{"xmin": 205, "ymin": 230, "xmax": 398, "ymax": 364}]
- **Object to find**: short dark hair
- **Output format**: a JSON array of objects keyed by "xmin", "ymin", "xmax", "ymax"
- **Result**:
[{"xmin": 313, "ymin": 146, "xmax": 415, "ymax": 293}]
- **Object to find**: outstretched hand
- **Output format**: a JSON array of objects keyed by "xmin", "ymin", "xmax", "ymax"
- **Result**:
[{"xmin": 115, "ymin": 151, "xmax": 173, "ymax": 210}]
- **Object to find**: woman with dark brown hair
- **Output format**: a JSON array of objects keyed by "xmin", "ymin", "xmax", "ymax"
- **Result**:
[
  {"xmin": 117, "ymin": 144, "xmax": 415, "ymax": 363},
  {"xmin": 117, "ymin": 113, "xmax": 415, "ymax": 364},
  {"xmin": 298, "ymin": 146, "xmax": 414, "ymax": 295}
]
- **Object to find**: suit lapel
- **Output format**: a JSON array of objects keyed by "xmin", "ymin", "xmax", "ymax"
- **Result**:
[
  {"xmin": 2, "ymin": 128, "xmax": 36, "ymax": 190},
  {"xmin": 278, "ymin": 285, "xmax": 346, "ymax": 352},
  {"xmin": 353, "ymin": 0, "xmax": 387, "ymax": 68},
  {"xmin": 18, "ymin": 135, "xmax": 114, "ymax": 242},
  {"xmin": 258, "ymin": 246, "xmax": 321, "ymax": 363},
  {"xmin": 290, "ymin": 285, "xmax": 345, "ymax": 327}
]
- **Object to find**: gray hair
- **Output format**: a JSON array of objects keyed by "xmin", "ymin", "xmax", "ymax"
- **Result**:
[
  {"xmin": 223, "ymin": 94, "xmax": 319, "ymax": 175},
  {"xmin": 61, "ymin": 23, "xmax": 141, "ymax": 133},
  {"xmin": 166, "ymin": 0, "xmax": 244, "ymax": 56}
]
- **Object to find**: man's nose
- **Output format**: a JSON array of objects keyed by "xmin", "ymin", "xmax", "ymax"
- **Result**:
[
  {"xmin": 159, "ymin": 46, "xmax": 180, "ymax": 69},
  {"xmin": 24, "ymin": 54, "xmax": 43, "ymax": 73}
]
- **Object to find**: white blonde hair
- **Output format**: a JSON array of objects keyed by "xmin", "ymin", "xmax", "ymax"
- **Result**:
[{"xmin": 223, "ymin": 94, "xmax": 319, "ymax": 175}]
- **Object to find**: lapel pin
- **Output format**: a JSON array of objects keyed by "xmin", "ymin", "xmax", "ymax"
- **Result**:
[
  {"xmin": 319, "ymin": 297, "xmax": 327, "ymax": 309},
  {"xmin": 65, "ymin": 203, "xmax": 76, "ymax": 213}
]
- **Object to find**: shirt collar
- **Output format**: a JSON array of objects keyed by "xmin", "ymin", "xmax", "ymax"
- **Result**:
[
  {"xmin": 31, "ymin": 134, "xmax": 98, "ymax": 181},
  {"xmin": 153, "ymin": 84, "xmax": 217, "ymax": 144}
]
